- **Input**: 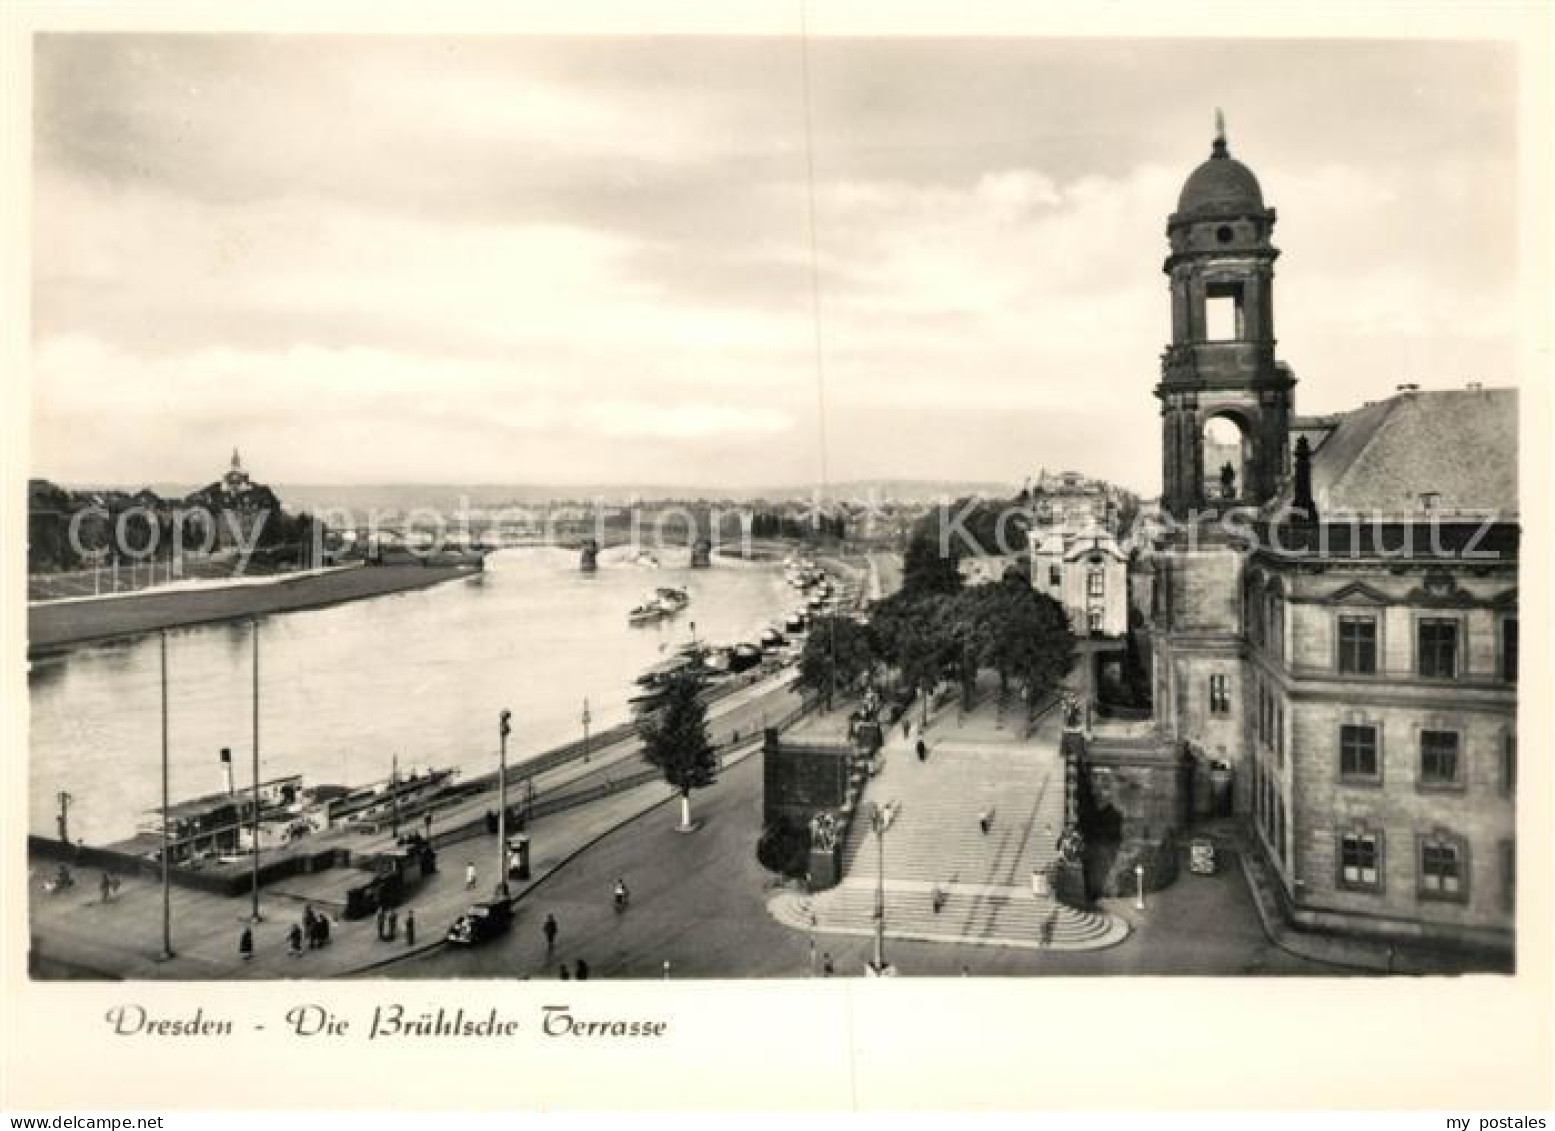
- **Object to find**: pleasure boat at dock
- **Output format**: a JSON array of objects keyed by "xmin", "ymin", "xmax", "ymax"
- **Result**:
[{"xmin": 628, "ymin": 598, "xmax": 668, "ymax": 625}]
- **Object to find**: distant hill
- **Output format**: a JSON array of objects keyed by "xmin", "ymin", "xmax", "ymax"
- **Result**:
[{"xmin": 77, "ymin": 479, "xmax": 1020, "ymax": 514}]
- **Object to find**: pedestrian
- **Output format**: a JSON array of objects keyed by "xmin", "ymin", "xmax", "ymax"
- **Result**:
[
  {"xmin": 100, "ymin": 871, "xmax": 113, "ymax": 903},
  {"xmin": 902, "ymin": 717, "xmax": 910, "ymax": 739},
  {"xmin": 465, "ymin": 861, "xmax": 477, "ymax": 890},
  {"xmin": 979, "ymin": 809, "xmax": 992, "ymax": 836},
  {"xmin": 109, "ymin": 873, "xmax": 121, "ymax": 899},
  {"xmin": 1040, "ymin": 908, "xmax": 1057, "ymax": 949},
  {"xmin": 405, "ymin": 909, "xmax": 415, "ymax": 948},
  {"xmin": 931, "ymin": 883, "xmax": 946, "ymax": 914},
  {"xmin": 543, "ymin": 913, "xmax": 558, "ymax": 953},
  {"xmin": 303, "ymin": 905, "xmax": 318, "ymax": 949},
  {"xmin": 376, "ymin": 904, "xmax": 388, "ymax": 941},
  {"xmin": 423, "ymin": 812, "xmax": 433, "ymax": 841},
  {"xmin": 317, "ymin": 913, "xmax": 331, "ymax": 948},
  {"xmin": 574, "ymin": 959, "xmax": 589, "ymax": 981},
  {"xmin": 559, "ymin": 964, "xmax": 571, "ymax": 981},
  {"xmin": 386, "ymin": 909, "xmax": 399, "ymax": 942},
  {"xmin": 287, "ymin": 922, "xmax": 303, "ymax": 957},
  {"xmin": 239, "ymin": 926, "xmax": 254, "ymax": 962},
  {"xmin": 821, "ymin": 952, "xmax": 835, "ymax": 977},
  {"xmin": 484, "ymin": 810, "xmax": 498, "ymax": 835},
  {"xmin": 916, "ymin": 738, "xmax": 926, "ymax": 762}
]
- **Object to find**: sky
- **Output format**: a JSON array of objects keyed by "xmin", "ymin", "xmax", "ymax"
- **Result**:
[{"xmin": 31, "ymin": 35, "xmax": 1518, "ymax": 494}]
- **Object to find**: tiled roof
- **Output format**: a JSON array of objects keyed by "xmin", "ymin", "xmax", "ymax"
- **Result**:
[{"xmin": 1296, "ymin": 387, "xmax": 1517, "ymax": 517}]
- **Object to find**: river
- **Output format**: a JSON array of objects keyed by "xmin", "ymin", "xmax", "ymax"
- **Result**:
[{"xmin": 28, "ymin": 546, "xmax": 792, "ymax": 844}]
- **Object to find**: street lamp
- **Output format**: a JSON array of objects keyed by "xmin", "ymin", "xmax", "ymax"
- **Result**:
[
  {"xmin": 55, "ymin": 791, "xmax": 72, "ymax": 845},
  {"xmin": 867, "ymin": 800, "xmax": 899, "ymax": 976},
  {"xmin": 157, "ymin": 630, "xmax": 175, "ymax": 960},
  {"xmin": 249, "ymin": 618, "xmax": 262, "ymax": 923},
  {"xmin": 496, "ymin": 709, "xmax": 512, "ymax": 898},
  {"xmin": 1134, "ymin": 863, "xmax": 1146, "ymax": 911}
]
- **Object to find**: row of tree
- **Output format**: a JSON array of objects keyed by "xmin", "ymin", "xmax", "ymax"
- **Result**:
[
  {"xmin": 640, "ymin": 529, "xmax": 1075, "ymax": 834},
  {"xmin": 797, "ymin": 534, "xmax": 1074, "ymax": 728},
  {"xmin": 747, "ymin": 511, "xmax": 847, "ymax": 541}
]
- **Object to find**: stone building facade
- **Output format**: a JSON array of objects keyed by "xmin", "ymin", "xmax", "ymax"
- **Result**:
[
  {"xmin": 1145, "ymin": 124, "xmax": 1518, "ymax": 955},
  {"xmin": 1030, "ymin": 526, "xmax": 1129, "ymax": 638}
]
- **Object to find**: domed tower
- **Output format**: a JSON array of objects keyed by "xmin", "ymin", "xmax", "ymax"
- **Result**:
[{"xmin": 1155, "ymin": 114, "xmax": 1295, "ymax": 520}]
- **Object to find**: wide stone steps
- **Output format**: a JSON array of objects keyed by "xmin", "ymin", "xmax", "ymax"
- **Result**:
[
  {"xmin": 769, "ymin": 882, "xmax": 1128, "ymax": 953},
  {"xmin": 771, "ymin": 694, "xmax": 1127, "ymax": 954},
  {"xmin": 843, "ymin": 749, "xmax": 1068, "ymax": 890}
]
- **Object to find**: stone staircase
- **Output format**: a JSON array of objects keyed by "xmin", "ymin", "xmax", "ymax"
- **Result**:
[{"xmin": 768, "ymin": 709, "xmax": 1128, "ymax": 953}]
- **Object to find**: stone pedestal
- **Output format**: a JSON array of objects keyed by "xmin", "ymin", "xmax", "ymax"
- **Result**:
[
  {"xmin": 1053, "ymin": 858, "xmax": 1088, "ymax": 904},
  {"xmin": 808, "ymin": 846, "xmax": 840, "ymax": 891}
]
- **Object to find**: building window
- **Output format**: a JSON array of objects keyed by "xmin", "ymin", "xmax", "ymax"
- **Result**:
[
  {"xmin": 1049, "ymin": 565, "xmax": 1061, "ymax": 587},
  {"xmin": 1087, "ymin": 609, "xmax": 1103, "ymax": 635},
  {"xmin": 1339, "ymin": 831, "xmax": 1382, "ymax": 891},
  {"xmin": 1087, "ymin": 569, "xmax": 1105, "ymax": 598},
  {"xmin": 1338, "ymin": 615, "xmax": 1378, "ymax": 675},
  {"xmin": 1420, "ymin": 729, "xmax": 1461, "ymax": 787},
  {"xmin": 1419, "ymin": 834, "xmax": 1467, "ymax": 901},
  {"xmin": 1502, "ymin": 617, "xmax": 1518, "ymax": 683},
  {"xmin": 1340, "ymin": 724, "xmax": 1380, "ymax": 779},
  {"xmin": 1275, "ymin": 702, "xmax": 1284, "ymax": 763},
  {"xmin": 1418, "ymin": 618, "xmax": 1458, "ymax": 679},
  {"xmin": 1205, "ymin": 281, "xmax": 1245, "ymax": 341},
  {"xmin": 1502, "ymin": 734, "xmax": 1516, "ymax": 795},
  {"xmin": 1209, "ymin": 674, "xmax": 1230, "ymax": 714}
]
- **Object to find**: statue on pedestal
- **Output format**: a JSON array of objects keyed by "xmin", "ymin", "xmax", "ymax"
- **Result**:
[{"xmin": 810, "ymin": 811, "xmax": 838, "ymax": 854}]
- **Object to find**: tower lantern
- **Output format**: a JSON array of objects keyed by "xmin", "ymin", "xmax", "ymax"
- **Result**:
[{"xmin": 1155, "ymin": 115, "xmax": 1294, "ymax": 519}]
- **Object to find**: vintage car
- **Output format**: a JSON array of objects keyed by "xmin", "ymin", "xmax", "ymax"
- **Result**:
[{"xmin": 445, "ymin": 899, "xmax": 515, "ymax": 945}]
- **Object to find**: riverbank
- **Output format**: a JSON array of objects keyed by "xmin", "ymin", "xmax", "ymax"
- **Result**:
[{"xmin": 27, "ymin": 562, "xmax": 482, "ymax": 654}]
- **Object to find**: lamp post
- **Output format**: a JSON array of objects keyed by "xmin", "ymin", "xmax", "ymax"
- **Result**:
[
  {"xmin": 1134, "ymin": 863, "xmax": 1146, "ymax": 911},
  {"xmin": 390, "ymin": 753, "xmax": 400, "ymax": 840},
  {"xmin": 497, "ymin": 710, "xmax": 511, "ymax": 898},
  {"xmin": 867, "ymin": 800, "xmax": 898, "ymax": 975},
  {"xmin": 158, "ymin": 630, "xmax": 175, "ymax": 960},
  {"xmin": 249, "ymin": 618, "xmax": 262, "ymax": 923},
  {"xmin": 581, "ymin": 698, "xmax": 592, "ymax": 763},
  {"xmin": 55, "ymin": 791, "xmax": 72, "ymax": 845}
]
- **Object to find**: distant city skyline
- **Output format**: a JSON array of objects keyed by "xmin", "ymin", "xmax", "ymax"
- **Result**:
[{"xmin": 32, "ymin": 36, "xmax": 1517, "ymax": 492}]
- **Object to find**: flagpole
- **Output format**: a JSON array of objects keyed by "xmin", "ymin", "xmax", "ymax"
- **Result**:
[
  {"xmin": 250, "ymin": 617, "xmax": 262, "ymax": 922},
  {"xmin": 159, "ymin": 630, "xmax": 174, "ymax": 960}
]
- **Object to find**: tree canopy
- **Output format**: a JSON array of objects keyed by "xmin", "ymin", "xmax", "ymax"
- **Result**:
[
  {"xmin": 870, "ymin": 577, "xmax": 1074, "ymax": 717},
  {"xmin": 637, "ymin": 671, "xmax": 718, "ymax": 801},
  {"xmin": 795, "ymin": 615, "xmax": 878, "ymax": 710}
]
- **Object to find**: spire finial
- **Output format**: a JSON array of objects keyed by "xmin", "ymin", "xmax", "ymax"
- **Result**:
[{"xmin": 1211, "ymin": 108, "xmax": 1228, "ymax": 157}]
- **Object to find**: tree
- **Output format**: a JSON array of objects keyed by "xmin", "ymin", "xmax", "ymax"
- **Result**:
[
  {"xmin": 637, "ymin": 671, "xmax": 718, "ymax": 831},
  {"xmin": 910, "ymin": 495, "xmax": 1031, "ymax": 559},
  {"xmin": 796, "ymin": 615, "xmax": 877, "ymax": 710},
  {"xmin": 901, "ymin": 532, "xmax": 963, "ymax": 597},
  {"xmin": 994, "ymin": 586, "xmax": 1075, "ymax": 729},
  {"xmin": 871, "ymin": 589, "xmax": 959, "ymax": 725}
]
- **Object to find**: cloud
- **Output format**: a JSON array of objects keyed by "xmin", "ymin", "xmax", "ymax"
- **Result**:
[{"xmin": 30, "ymin": 36, "xmax": 1519, "ymax": 493}]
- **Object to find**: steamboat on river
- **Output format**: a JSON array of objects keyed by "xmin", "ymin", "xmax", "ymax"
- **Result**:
[{"xmin": 130, "ymin": 765, "xmax": 459, "ymax": 867}]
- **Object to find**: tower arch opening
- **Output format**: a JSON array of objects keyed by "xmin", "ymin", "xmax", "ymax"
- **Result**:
[{"xmin": 1202, "ymin": 414, "xmax": 1251, "ymax": 503}]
